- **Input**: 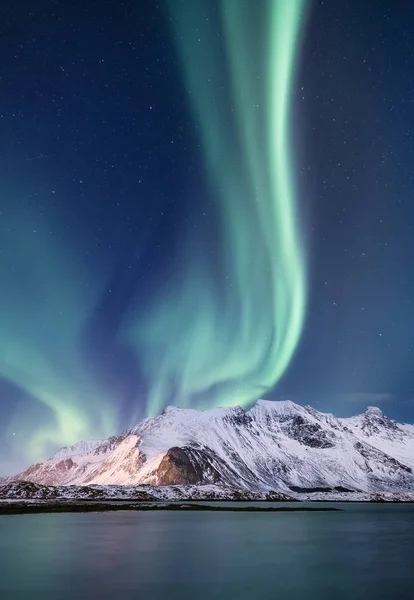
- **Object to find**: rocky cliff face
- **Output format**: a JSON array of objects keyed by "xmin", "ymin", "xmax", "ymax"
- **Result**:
[{"xmin": 9, "ymin": 400, "xmax": 414, "ymax": 493}]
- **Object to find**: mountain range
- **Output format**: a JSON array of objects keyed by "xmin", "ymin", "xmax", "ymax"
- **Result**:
[{"xmin": 10, "ymin": 400, "xmax": 414, "ymax": 494}]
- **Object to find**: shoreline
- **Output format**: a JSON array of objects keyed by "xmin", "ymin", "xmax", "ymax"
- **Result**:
[
  {"xmin": 0, "ymin": 502, "xmax": 342, "ymax": 515},
  {"xmin": 1, "ymin": 482, "xmax": 413, "ymax": 506}
]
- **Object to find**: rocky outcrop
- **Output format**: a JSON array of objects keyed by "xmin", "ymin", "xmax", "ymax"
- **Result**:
[{"xmin": 157, "ymin": 447, "xmax": 208, "ymax": 485}]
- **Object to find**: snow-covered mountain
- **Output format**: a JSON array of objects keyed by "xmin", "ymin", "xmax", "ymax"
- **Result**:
[{"xmin": 11, "ymin": 400, "xmax": 414, "ymax": 493}]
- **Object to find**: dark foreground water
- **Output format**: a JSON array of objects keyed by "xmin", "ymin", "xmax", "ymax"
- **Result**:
[{"xmin": 0, "ymin": 503, "xmax": 413, "ymax": 600}]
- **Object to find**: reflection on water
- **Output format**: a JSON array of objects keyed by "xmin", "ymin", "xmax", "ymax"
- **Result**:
[{"xmin": 0, "ymin": 503, "xmax": 413, "ymax": 600}]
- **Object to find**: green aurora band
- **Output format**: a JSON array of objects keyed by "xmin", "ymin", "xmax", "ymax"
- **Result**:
[{"xmin": 126, "ymin": 0, "xmax": 308, "ymax": 416}]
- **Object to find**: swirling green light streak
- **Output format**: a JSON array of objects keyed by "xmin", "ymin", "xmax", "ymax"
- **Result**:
[{"xmin": 127, "ymin": 0, "xmax": 308, "ymax": 416}]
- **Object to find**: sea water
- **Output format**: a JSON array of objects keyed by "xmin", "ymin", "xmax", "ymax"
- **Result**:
[{"xmin": 0, "ymin": 503, "xmax": 413, "ymax": 600}]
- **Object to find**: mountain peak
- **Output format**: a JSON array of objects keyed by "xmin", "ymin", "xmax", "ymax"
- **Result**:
[
  {"xmin": 365, "ymin": 406, "xmax": 383, "ymax": 418},
  {"xmin": 252, "ymin": 399, "xmax": 304, "ymax": 414}
]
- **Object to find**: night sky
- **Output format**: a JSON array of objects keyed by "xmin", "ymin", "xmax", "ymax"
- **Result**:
[{"xmin": 1, "ymin": 0, "xmax": 414, "ymax": 472}]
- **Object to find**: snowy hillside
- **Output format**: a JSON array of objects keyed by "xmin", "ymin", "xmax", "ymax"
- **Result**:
[{"xmin": 10, "ymin": 400, "xmax": 414, "ymax": 493}]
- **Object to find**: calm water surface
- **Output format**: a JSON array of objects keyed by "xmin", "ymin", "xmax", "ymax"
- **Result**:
[{"xmin": 0, "ymin": 503, "xmax": 413, "ymax": 600}]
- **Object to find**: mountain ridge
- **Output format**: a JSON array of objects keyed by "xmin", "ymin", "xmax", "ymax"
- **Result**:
[{"xmin": 9, "ymin": 400, "xmax": 414, "ymax": 492}]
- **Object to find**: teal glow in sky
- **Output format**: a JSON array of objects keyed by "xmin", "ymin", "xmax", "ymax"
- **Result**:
[{"xmin": 0, "ymin": 196, "xmax": 116, "ymax": 469}]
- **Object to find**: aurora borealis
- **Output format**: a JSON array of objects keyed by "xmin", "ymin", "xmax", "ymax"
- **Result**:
[
  {"xmin": 127, "ymin": 0, "xmax": 308, "ymax": 416},
  {"xmin": 2, "ymin": 0, "xmax": 414, "ymax": 472}
]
